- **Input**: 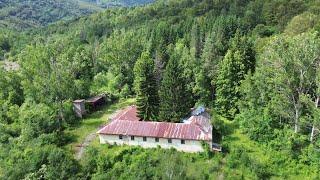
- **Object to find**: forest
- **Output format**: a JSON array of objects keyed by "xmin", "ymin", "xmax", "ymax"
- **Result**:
[
  {"xmin": 0, "ymin": 0, "xmax": 320, "ymax": 179},
  {"xmin": 0, "ymin": 0, "xmax": 152, "ymax": 30},
  {"xmin": 0, "ymin": 0, "xmax": 103, "ymax": 30},
  {"xmin": 82, "ymin": 0, "xmax": 155, "ymax": 7}
]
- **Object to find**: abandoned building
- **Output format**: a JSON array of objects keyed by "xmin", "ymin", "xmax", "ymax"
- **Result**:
[
  {"xmin": 73, "ymin": 99, "xmax": 86, "ymax": 118},
  {"xmin": 86, "ymin": 95, "xmax": 106, "ymax": 109},
  {"xmin": 73, "ymin": 94, "xmax": 107, "ymax": 118},
  {"xmin": 97, "ymin": 106, "xmax": 221, "ymax": 153}
]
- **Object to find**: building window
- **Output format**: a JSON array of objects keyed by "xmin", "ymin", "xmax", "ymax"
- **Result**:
[
  {"xmin": 119, "ymin": 135, "xmax": 123, "ymax": 139},
  {"xmin": 155, "ymin": 138, "xmax": 159, "ymax": 142},
  {"xmin": 168, "ymin": 139, "xmax": 172, "ymax": 143},
  {"xmin": 181, "ymin": 140, "xmax": 185, "ymax": 144},
  {"xmin": 131, "ymin": 136, "xmax": 135, "ymax": 140},
  {"xmin": 143, "ymin": 137, "xmax": 147, "ymax": 141}
]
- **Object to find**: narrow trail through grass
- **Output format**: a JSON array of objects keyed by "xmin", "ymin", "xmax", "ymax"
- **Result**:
[{"xmin": 64, "ymin": 98, "xmax": 135, "ymax": 158}]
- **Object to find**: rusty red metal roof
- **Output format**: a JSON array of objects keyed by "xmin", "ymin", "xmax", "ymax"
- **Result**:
[
  {"xmin": 97, "ymin": 120, "xmax": 212, "ymax": 141},
  {"xmin": 109, "ymin": 105, "xmax": 140, "ymax": 121},
  {"xmin": 98, "ymin": 106, "xmax": 212, "ymax": 141},
  {"xmin": 185, "ymin": 114, "xmax": 212, "ymax": 133}
]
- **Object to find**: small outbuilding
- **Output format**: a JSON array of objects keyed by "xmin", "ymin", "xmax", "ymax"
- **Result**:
[
  {"xmin": 73, "ymin": 99, "xmax": 86, "ymax": 118},
  {"xmin": 73, "ymin": 94, "xmax": 107, "ymax": 118},
  {"xmin": 86, "ymin": 94, "xmax": 106, "ymax": 110}
]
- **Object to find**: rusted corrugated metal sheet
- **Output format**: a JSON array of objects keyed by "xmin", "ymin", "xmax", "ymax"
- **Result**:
[
  {"xmin": 97, "ymin": 120, "xmax": 211, "ymax": 141},
  {"xmin": 98, "ymin": 106, "xmax": 212, "ymax": 141},
  {"xmin": 186, "ymin": 115, "xmax": 212, "ymax": 133}
]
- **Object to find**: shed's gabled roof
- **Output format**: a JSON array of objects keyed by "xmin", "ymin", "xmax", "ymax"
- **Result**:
[
  {"xmin": 98, "ymin": 106, "xmax": 212, "ymax": 141},
  {"xmin": 86, "ymin": 95, "xmax": 105, "ymax": 103}
]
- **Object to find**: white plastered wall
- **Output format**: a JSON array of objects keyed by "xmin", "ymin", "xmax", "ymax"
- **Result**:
[{"xmin": 98, "ymin": 134, "xmax": 209, "ymax": 153}]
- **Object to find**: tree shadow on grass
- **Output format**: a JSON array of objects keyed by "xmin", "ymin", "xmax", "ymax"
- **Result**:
[
  {"xmin": 85, "ymin": 98, "xmax": 135, "ymax": 119},
  {"xmin": 211, "ymin": 115, "xmax": 241, "ymax": 154},
  {"xmin": 64, "ymin": 132, "xmax": 78, "ymax": 145},
  {"xmin": 64, "ymin": 98, "xmax": 135, "ymax": 144},
  {"xmin": 68, "ymin": 99, "xmax": 118, "ymax": 129}
]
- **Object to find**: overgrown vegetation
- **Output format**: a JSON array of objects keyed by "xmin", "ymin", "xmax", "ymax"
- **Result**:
[{"xmin": 1, "ymin": 0, "xmax": 320, "ymax": 179}]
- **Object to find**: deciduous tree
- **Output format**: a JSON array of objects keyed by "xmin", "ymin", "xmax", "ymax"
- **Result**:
[{"xmin": 215, "ymin": 31, "xmax": 255, "ymax": 119}]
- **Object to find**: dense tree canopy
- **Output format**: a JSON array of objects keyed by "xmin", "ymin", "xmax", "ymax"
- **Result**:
[
  {"xmin": 1, "ymin": 0, "xmax": 320, "ymax": 179},
  {"xmin": 216, "ymin": 31, "xmax": 255, "ymax": 119}
]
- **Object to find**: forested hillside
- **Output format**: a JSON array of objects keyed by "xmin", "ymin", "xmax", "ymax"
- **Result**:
[
  {"xmin": 0, "ymin": 0, "xmax": 155, "ymax": 30},
  {"xmin": 0, "ymin": 0, "xmax": 102, "ymax": 30},
  {"xmin": 82, "ymin": 0, "xmax": 155, "ymax": 7},
  {"xmin": 1, "ymin": 0, "xmax": 320, "ymax": 179}
]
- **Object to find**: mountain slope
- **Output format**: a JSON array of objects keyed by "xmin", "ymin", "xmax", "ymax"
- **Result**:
[
  {"xmin": 82, "ymin": 0, "xmax": 155, "ymax": 7},
  {"xmin": 0, "ymin": 0, "xmax": 102, "ymax": 30},
  {"xmin": 0, "ymin": 0, "xmax": 155, "ymax": 30}
]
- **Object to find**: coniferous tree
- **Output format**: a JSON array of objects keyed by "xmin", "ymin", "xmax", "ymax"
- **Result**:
[
  {"xmin": 159, "ymin": 53, "xmax": 190, "ymax": 122},
  {"xmin": 215, "ymin": 31, "xmax": 255, "ymax": 119},
  {"xmin": 134, "ymin": 52, "xmax": 159, "ymax": 120},
  {"xmin": 190, "ymin": 22, "xmax": 203, "ymax": 59},
  {"xmin": 195, "ymin": 31, "xmax": 221, "ymax": 105},
  {"xmin": 174, "ymin": 40, "xmax": 196, "ymax": 104}
]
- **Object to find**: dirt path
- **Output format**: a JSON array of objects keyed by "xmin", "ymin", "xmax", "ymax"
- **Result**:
[
  {"xmin": 75, "ymin": 120, "xmax": 114, "ymax": 160},
  {"xmin": 71, "ymin": 99, "xmax": 136, "ymax": 160},
  {"xmin": 75, "ymin": 133, "xmax": 97, "ymax": 160}
]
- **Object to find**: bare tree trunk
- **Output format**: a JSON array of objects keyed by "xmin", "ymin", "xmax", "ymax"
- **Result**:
[
  {"xmin": 294, "ymin": 102, "xmax": 300, "ymax": 133},
  {"xmin": 92, "ymin": 39, "xmax": 99, "ymax": 75},
  {"xmin": 310, "ymin": 124, "xmax": 315, "ymax": 142},
  {"xmin": 294, "ymin": 111, "xmax": 299, "ymax": 133},
  {"xmin": 310, "ymin": 97, "xmax": 319, "ymax": 142}
]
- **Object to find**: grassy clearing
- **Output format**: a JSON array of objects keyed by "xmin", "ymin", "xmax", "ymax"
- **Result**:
[
  {"xmin": 64, "ymin": 100, "xmax": 312, "ymax": 179},
  {"xmin": 231, "ymin": 130, "xmax": 270, "ymax": 162},
  {"xmin": 64, "ymin": 98, "xmax": 135, "ymax": 153},
  {"xmin": 218, "ymin": 117, "xmax": 269, "ymax": 162},
  {"xmin": 66, "ymin": 99, "xmax": 281, "ymax": 178}
]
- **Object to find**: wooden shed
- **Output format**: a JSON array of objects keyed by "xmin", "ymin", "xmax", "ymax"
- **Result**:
[
  {"xmin": 73, "ymin": 99, "xmax": 86, "ymax": 118},
  {"xmin": 85, "ymin": 94, "xmax": 106, "ymax": 110}
]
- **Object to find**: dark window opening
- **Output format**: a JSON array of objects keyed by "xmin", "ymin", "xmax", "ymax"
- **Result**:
[
  {"xmin": 155, "ymin": 138, "xmax": 159, "ymax": 142},
  {"xmin": 131, "ymin": 136, "xmax": 135, "ymax": 140},
  {"xmin": 181, "ymin": 140, "xmax": 185, "ymax": 144},
  {"xmin": 168, "ymin": 139, "xmax": 172, "ymax": 143},
  {"xmin": 119, "ymin": 135, "xmax": 123, "ymax": 139},
  {"xmin": 143, "ymin": 137, "xmax": 147, "ymax": 141}
]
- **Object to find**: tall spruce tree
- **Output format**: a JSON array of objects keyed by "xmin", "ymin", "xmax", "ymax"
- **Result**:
[
  {"xmin": 215, "ymin": 31, "xmax": 255, "ymax": 119},
  {"xmin": 190, "ymin": 22, "xmax": 203, "ymax": 59},
  {"xmin": 159, "ymin": 53, "xmax": 190, "ymax": 122},
  {"xmin": 133, "ymin": 52, "xmax": 159, "ymax": 120},
  {"xmin": 195, "ymin": 31, "xmax": 220, "ymax": 105}
]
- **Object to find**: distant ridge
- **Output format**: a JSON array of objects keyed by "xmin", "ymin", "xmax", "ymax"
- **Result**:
[
  {"xmin": 0, "ymin": 0, "xmax": 155, "ymax": 30},
  {"xmin": 80, "ymin": 0, "xmax": 155, "ymax": 7}
]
